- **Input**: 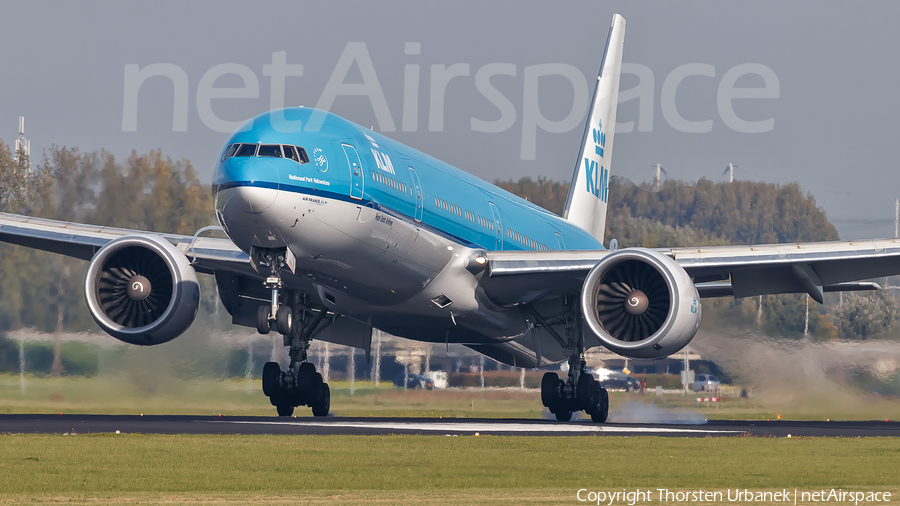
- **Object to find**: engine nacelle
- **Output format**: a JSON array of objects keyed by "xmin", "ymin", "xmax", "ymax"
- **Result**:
[
  {"xmin": 84, "ymin": 235, "xmax": 200, "ymax": 345},
  {"xmin": 581, "ymin": 248, "xmax": 700, "ymax": 359}
]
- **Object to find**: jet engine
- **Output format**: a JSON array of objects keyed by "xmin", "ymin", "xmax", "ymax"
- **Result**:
[
  {"xmin": 84, "ymin": 235, "xmax": 200, "ymax": 345},
  {"xmin": 581, "ymin": 248, "xmax": 700, "ymax": 359}
]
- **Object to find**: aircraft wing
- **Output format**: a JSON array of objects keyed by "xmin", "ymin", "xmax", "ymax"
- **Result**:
[
  {"xmin": 0, "ymin": 212, "xmax": 254, "ymax": 277},
  {"xmin": 481, "ymin": 238, "xmax": 900, "ymax": 306}
]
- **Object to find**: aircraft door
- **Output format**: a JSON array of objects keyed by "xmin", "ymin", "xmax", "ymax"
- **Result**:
[
  {"xmin": 341, "ymin": 144, "xmax": 364, "ymax": 200},
  {"xmin": 488, "ymin": 201, "xmax": 503, "ymax": 250},
  {"xmin": 408, "ymin": 166, "xmax": 424, "ymax": 222}
]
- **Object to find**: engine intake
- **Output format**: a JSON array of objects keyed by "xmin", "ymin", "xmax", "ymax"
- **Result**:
[
  {"xmin": 581, "ymin": 248, "xmax": 700, "ymax": 359},
  {"xmin": 84, "ymin": 235, "xmax": 200, "ymax": 345}
]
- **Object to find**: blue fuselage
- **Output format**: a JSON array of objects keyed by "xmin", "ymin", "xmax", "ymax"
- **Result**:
[{"xmin": 213, "ymin": 108, "xmax": 603, "ymax": 254}]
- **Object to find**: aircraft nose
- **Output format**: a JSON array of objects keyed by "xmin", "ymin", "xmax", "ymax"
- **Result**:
[{"xmin": 216, "ymin": 158, "xmax": 280, "ymax": 214}]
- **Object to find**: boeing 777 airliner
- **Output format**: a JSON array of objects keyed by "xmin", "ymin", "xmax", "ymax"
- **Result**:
[{"xmin": 2, "ymin": 14, "xmax": 899, "ymax": 421}]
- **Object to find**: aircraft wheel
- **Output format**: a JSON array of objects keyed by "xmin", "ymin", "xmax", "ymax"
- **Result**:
[
  {"xmin": 256, "ymin": 305, "xmax": 271, "ymax": 335},
  {"xmin": 591, "ymin": 385, "xmax": 609, "ymax": 423},
  {"xmin": 262, "ymin": 361, "xmax": 281, "ymax": 397},
  {"xmin": 276, "ymin": 403, "xmax": 294, "ymax": 417},
  {"xmin": 312, "ymin": 382, "xmax": 330, "ymax": 417},
  {"xmin": 540, "ymin": 372, "xmax": 559, "ymax": 408},
  {"xmin": 555, "ymin": 410, "xmax": 573, "ymax": 422},
  {"xmin": 276, "ymin": 306, "xmax": 292, "ymax": 335},
  {"xmin": 576, "ymin": 372, "xmax": 594, "ymax": 411}
]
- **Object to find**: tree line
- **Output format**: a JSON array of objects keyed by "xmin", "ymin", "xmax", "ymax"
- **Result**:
[{"xmin": 0, "ymin": 138, "xmax": 892, "ymax": 343}]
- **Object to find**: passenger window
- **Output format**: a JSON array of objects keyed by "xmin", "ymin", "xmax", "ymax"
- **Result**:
[
  {"xmin": 258, "ymin": 144, "xmax": 283, "ymax": 158},
  {"xmin": 235, "ymin": 144, "xmax": 257, "ymax": 157},
  {"xmin": 221, "ymin": 144, "xmax": 239, "ymax": 161}
]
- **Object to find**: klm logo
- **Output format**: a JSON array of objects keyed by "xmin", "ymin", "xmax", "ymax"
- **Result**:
[
  {"xmin": 593, "ymin": 119, "xmax": 606, "ymax": 158},
  {"xmin": 584, "ymin": 120, "xmax": 608, "ymax": 202}
]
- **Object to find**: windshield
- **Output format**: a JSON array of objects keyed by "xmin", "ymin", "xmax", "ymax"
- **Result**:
[
  {"xmin": 234, "ymin": 144, "xmax": 257, "ymax": 157},
  {"xmin": 258, "ymin": 144, "xmax": 282, "ymax": 157}
]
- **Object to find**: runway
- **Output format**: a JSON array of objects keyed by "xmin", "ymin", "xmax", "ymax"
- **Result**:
[{"xmin": 1, "ymin": 414, "xmax": 898, "ymax": 437}]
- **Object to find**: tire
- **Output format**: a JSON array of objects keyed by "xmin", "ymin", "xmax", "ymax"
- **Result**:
[
  {"xmin": 276, "ymin": 306, "xmax": 292, "ymax": 335},
  {"xmin": 555, "ymin": 410, "xmax": 573, "ymax": 422},
  {"xmin": 262, "ymin": 362, "xmax": 281, "ymax": 397},
  {"xmin": 256, "ymin": 305, "xmax": 271, "ymax": 335},
  {"xmin": 312, "ymin": 382, "xmax": 330, "ymax": 417},
  {"xmin": 276, "ymin": 404, "xmax": 294, "ymax": 417},
  {"xmin": 295, "ymin": 363, "xmax": 316, "ymax": 405},
  {"xmin": 540, "ymin": 373, "xmax": 559, "ymax": 408},
  {"xmin": 591, "ymin": 386, "xmax": 609, "ymax": 423},
  {"xmin": 309, "ymin": 372, "xmax": 324, "ymax": 405},
  {"xmin": 576, "ymin": 373, "xmax": 594, "ymax": 411}
]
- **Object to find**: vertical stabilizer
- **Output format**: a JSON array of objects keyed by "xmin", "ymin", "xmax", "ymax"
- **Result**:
[{"xmin": 562, "ymin": 13, "xmax": 625, "ymax": 245}]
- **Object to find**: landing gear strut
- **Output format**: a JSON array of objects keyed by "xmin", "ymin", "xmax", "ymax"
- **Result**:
[
  {"xmin": 253, "ymin": 247, "xmax": 331, "ymax": 417},
  {"xmin": 538, "ymin": 298, "xmax": 609, "ymax": 423}
]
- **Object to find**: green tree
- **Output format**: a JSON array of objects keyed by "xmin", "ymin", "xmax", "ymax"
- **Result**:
[
  {"xmin": 831, "ymin": 292, "xmax": 898, "ymax": 340},
  {"xmin": 0, "ymin": 142, "xmax": 216, "ymax": 336}
]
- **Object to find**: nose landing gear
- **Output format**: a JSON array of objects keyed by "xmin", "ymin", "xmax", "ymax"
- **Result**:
[{"xmin": 252, "ymin": 247, "xmax": 332, "ymax": 417}]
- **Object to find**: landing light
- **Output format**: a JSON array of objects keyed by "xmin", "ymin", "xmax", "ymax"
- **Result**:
[
  {"xmin": 475, "ymin": 256, "xmax": 487, "ymax": 265},
  {"xmin": 447, "ymin": 246, "xmax": 454, "ymax": 251}
]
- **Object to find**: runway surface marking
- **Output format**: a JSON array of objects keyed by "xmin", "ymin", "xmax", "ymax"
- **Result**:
[{"xmin": 217, "ymin": 420, "xmax": 744, "ymax": 434}]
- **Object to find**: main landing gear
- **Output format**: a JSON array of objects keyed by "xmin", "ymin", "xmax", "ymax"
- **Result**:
[
  {"xmin": 254, "ymin": 247, "xmax": 331, "ymax": 417},
  {"xmin": 540, "ymin": 366, "xmax": 609, "ymax": 423},
  {"xmin": 536, "ymin": 299, "xmax": 609, "ymax": 423}
]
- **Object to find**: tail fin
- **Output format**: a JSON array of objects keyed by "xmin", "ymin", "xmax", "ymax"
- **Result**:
[{"xmin": 562, "ymin": 13, "xmax": 625, "ymax": 245}]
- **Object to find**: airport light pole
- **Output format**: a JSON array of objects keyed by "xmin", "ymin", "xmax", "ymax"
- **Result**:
[
  {"xmin": 349, "ymin": 346, "xmax": 355, "ymax": 396},
  {"xmin": 403, "ymin": 346, "xmax": 410, "ymax": 392},
  {"xmin": 19, "ymin": 338, "xmax": 25, "ymax": 396},
  {"xmin": 757, "ymin": 295, "xmax": 763, "ymax": 327},
  {"xmin": 804, "ymin": 295, "xmax": 810, "ymax": 338},
  {"xmin": 323, "ymin": 342, "xmax": 330, "ymax": 383},
  {"xmin": 373, "ymin": 331, "xmax": 382, "ymax": 387},
  {"xmin": 480, "ymin": 355, "xmax": 485, "ymax": 389}
]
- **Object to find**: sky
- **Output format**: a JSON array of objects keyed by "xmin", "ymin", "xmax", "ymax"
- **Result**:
[{"xmin": 2, "ymin": 1, "xmax": 899, "ymax": 240}]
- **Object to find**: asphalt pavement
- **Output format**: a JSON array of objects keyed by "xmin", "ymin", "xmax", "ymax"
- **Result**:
[{"xmin": 1, "ymin": 414, "xmax": 898, "ymax": 437}]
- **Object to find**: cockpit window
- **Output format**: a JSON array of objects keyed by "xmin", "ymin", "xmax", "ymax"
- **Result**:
[
  {"xmin": 258, "ymin": 144, "xmax": 283, "ymax": 158},
  {"xmin": 221, "ymin": 143, "xmax": 239, "ymax": 162},
  {"xmin": 234, "ymin": 144, "xmax": 258, "ymax": 157},
  {"xmin": 282, "ymin": 145, "xmax": 310, "ymax": 164},
  {"xmin": 283, "ymin": 145, "xmax": 299, "ymax": 163}
]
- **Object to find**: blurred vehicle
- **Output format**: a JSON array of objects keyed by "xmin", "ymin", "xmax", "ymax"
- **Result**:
[
  {"xmin": 596, "ymin": 370, "xmax": 640, "ymax": 392},
  {"xmin": 393, "ymin": 372, "xmax": 435, "ymax": 390},
  {"xmin": 692, "ymin": 374, "xmax": 721, "ymax": 392},
  {"xmin": 425, "ymin": 371, "xmax": 449, "ymax": 389}
]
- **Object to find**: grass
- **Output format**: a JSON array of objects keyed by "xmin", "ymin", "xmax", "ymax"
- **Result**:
[
  {"xmin": 0, "ymin": 434, "xmax": 897, "ymax": 504},
  {"xmin": 2, "ymin": 373, "xmax": 900, "ymax": 421},
  {"xmin": 2, "ymin": 375, "xmax": 900, "ymax": 504}
]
